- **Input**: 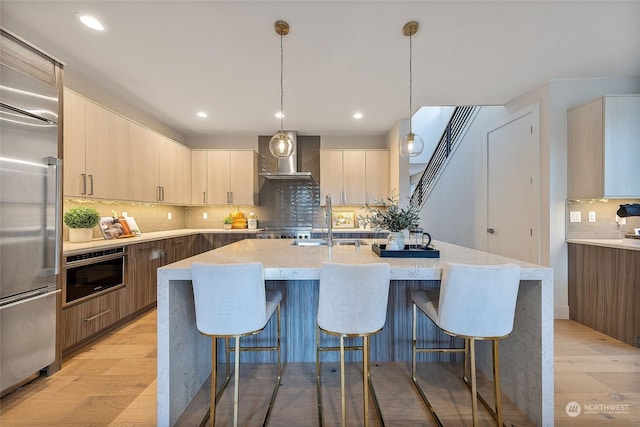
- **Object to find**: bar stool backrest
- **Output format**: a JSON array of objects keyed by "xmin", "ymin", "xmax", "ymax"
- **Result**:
[
  {"xmin": 318, "ymin": 262, "xmax": 391, "ymax": 335},
  {"xmin": 437, "ymin": 262, "xmax": 521, "ymax": 338},
  {"xmin": 191, "ymin": 262, "xmax": 267, "ymax": 336}
]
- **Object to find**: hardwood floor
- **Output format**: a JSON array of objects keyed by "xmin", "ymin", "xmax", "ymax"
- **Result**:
[{"xmin": 1, "ymin": 311, "xmax": 638, "ymax": 426}]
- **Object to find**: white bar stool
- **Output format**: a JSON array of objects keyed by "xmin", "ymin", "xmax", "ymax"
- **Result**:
[
  {"xmin": 411, "ymin": 262, "xmax": 521, "ymax": 427},
  {"xmin": 191, "ymin": 262, "xmax": 282, "ymax": 427},
  {"xmin": 316, "ymin": 261, "xmax": 391, "ymax": 427}
]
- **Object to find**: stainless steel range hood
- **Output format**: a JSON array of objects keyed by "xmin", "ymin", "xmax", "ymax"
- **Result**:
[{"xmin": 260, "ymin": 131, "xmax": 312, "ymax": 180}]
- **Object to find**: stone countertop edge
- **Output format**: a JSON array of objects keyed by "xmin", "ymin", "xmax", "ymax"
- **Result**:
[
  {"xmin": 62, "ymin": 228, "xmax": 263, "ymax": 255},
  {"xmin": 63, "ymin": 228, "xmax": 391, "ymax": 255},
  {"xmin": 567, "ymin": 238, "xmax": 640, "ymax": 251},
  {"xmin": 158, "ymin": 239, "xmax": 552, "ymax": 282}
]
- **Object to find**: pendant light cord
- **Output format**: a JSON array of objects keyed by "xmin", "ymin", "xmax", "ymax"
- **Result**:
[
  {"xmin": 408, "ymin": 31, "xmax": 413, "ymax": 134},
  {"xmin": 280, "ymin": 31, "xmax": 284, "ymax": 133}
]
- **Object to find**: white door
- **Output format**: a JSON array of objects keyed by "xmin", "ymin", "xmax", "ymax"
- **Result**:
[{"xmin": 487, "ymin": 111, "xmax": 539, "ymax": 264}]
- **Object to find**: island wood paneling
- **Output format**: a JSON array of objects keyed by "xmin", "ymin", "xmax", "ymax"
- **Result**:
[
  {"xmin": 568, "ymin": 243, "xmax": 640, "ymax": 346},
  {"xmin": 219, "ymin": 279, "xmax": 466, "ymax": 364}
]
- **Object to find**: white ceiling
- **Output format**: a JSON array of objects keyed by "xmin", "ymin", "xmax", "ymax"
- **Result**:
[{"xmin": 2, "ymin": 1, "xmax": 639, "ymax": 142}]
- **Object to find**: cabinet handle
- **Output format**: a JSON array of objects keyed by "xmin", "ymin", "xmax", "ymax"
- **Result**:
[
  {"xmin": 81, "ymin": 173, "xmax": 87, "ymax": 195},
  {"xmin": 226, "ymin": 191, "xmax": 231, "ymax": 204},
  {"xmin": 161, "ymin": 186, "xmax": 165, "ymax": 201},
  {"xmin": 88, "ymin": 174, "xmax": 94, "ymax": 195},
  {"xmin": 203, "ymin": 191, "xmax": 206, "ymax": 204},
  {"xmin": 487, "ymin": 228, "xmax": 496, "ymax": 234},
  {"xmin": 157, "ymin": 186, "xmax": 162, "ymax": 201},
  {"xmin": 84, "ymin": 309, "xmax": 112, "ymax": 322}
]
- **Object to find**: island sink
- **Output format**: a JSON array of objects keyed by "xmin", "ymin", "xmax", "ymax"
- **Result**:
[{"xmin": 291, "ymin": 238, "xmax": 367, "ymax": 246}]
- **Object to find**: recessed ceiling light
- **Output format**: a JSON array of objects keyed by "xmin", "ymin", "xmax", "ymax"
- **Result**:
[
  {"xmin": 197, "ymin": 112, "xmax": 208, "ymax": 118},
  {"xmin": 75, "ymin": 13, "xmax": 106, "ymax": 31},
  {"xmin": 275, "ymin": 112, "xmax": 284, "ymax": 119},
  {"xmin": 353, "ymin": 112, "xmax": 363, "ymax": 119}
]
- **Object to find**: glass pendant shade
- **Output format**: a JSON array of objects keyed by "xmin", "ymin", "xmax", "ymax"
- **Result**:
[
  {"xmin": 269, "ymin": 132, "xmax": 294, "ymax": 158},
  {"xmin": 399, "ymin": 132, "xmax": 424, "ymax": 158}
]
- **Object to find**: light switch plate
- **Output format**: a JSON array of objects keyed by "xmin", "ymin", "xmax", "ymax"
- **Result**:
[
  {"xmin": 167, "ymin": 212, "xmax": 172, "ymax": 220},
  {"xmin": 203, "ymin": 212, "xmax": 208, "ymax": 219},
  {"xmin": 588, "ymin": 211, "xmax": 596, "ymax": 223},
  {"xmin": 569, "ymin": 211, "xmax": 581, "ymax": 223}
]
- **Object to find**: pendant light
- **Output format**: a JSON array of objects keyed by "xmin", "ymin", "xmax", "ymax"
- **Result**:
[
  {"xmin": 269, "ymin": 20, "xmax": 294, "ymax": 159},
  {"xmin": 398, "ymin": 21, "xmax": 424, "ymax": 158}
]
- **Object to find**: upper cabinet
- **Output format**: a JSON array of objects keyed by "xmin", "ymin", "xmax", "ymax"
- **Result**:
[
  {"xmin": 128, "ymin": 122, "xmax": 191, "ymax": 204},
  {"xmin": 320, "ymin": 149, "xmax": 389, "ymax": 206},
  {"xmin": 63, "ymin": 89, "xmax": 130, "ymax": 200},
  {"xmin": 64, "ymin": 89, "xmax": 190, "ymax": 204},
  {"xmin": 192, "ymin": 150, "xmax": 258, "ymax": 205},
  {"xmin": 568, "ymin": 95, "xmax": 640, "ymax": 199}
]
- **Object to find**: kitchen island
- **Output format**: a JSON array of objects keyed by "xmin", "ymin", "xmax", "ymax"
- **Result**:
[{"xmin": 157, "ymin": 239, "xmax": 553, "ymax": 426}]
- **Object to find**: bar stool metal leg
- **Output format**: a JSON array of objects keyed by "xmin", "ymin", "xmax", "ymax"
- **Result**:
[
  {"xmin": 340, "ymin": 335, "xmax": 346, "ymax": 426},
  {"xmin": 462, "ymin": 338, "xmax": 506, "ymax": 427},
  {"xmin": 493, "ymin": 339, "xmax": 503, "ymax": 427},
  {"xmin": 362, "ymin": 335, "xmax": 369, "ymax": 425}
]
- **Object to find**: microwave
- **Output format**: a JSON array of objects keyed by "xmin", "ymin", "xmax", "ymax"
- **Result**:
[{"xmin": 65, "ymin": 247, "xmax": 125, "ymax": 304}]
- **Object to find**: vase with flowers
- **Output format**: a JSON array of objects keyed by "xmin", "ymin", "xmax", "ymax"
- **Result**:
[{"xmin": 358, "ymin": 192, "xmax": 420, "ymax": 250}]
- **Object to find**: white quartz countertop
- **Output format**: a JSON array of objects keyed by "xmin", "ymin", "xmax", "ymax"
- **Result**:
[
  {"xmin": 159, "ymin": 239, "xmax": 551, "ymax": 281},
  {"xmin": 567, "ymin": 238, "xmax": 640, "ymax": 251},
  {"xmin": 62, "ymin": 228, "xmax": 263, "ymax": 255}
]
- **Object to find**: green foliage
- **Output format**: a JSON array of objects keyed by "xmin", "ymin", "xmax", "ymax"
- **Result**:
[
  {"xmin": 63, "ymin": 206, "xmax": 101, "ymax": 229},
  {"xmin": 358, "ymin": 191, "xmax": 420, "ymax": 232},
  {"xmin": 223, "ymin": 216, "xmax": 234, "ymax": 224}
]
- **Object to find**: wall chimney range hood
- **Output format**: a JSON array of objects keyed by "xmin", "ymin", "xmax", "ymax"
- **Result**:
[{"xmin": 260, "ymin": 131, "xmax": 312, "ymax": 180}]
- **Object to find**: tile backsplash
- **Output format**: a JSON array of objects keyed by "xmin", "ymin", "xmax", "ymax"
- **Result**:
[{"xmin": 566, "ymin": 198, "xmax": 640, "ymax": 239}]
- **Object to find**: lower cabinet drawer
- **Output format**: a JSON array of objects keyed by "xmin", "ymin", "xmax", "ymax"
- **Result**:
[{"xmin": 62, "ymin": 288, "xmax": 124, "ymax": 350}]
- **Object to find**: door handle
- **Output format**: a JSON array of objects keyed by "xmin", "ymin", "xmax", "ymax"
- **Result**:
[
  {"xmin": 81, "ymin": 173, "xmax": 87, "ymax": 195},
  {"xmin": 487, "ymin": 228, "xmax": 495, "ymax": 234}
]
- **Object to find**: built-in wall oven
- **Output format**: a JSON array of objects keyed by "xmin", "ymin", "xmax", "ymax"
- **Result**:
[{"xmin": 64, "ymin": 247, "xmax": 125, "ymax": 305}]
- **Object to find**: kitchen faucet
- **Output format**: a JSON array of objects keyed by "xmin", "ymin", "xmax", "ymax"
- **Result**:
[{"xmin": 326, "ymin": 194, "xmax": 333, "ymax": 247}]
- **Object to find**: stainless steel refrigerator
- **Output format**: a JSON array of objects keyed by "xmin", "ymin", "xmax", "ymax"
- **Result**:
[{"xmin": 1, "ymin": 62, "xmax": 61, "ymax": 393}]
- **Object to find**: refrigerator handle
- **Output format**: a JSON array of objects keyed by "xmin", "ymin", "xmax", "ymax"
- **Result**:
[{"xmin": 46, "ymin": 157, "xmax": 61, "ymax": 276}]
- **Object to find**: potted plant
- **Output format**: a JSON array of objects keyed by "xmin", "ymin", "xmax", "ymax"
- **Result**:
[
  {"xmin": 359, "ymin": 192, "xmax": 419, "ymax": 250},
  {"xmin": 64, "ymin": 206, "xmax": 101, "ymax": 242},
  {"xmin": 223, "ymin": 216, "xmax": 233, "ymax": 230}
]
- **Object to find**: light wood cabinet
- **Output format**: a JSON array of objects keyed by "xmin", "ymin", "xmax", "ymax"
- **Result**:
[
  {"xmin": 320, "ymin": 149, "xmax": 389, "ymax": 206},
  {"xmin": 364, "ymin": 150, "xmax": 389, "ymax": 203},
  {"xmin": 63, "ymin": 90, "xmax": 86, "ymax": 197},
  {"xmin": 158, "ymin": 135, "xmax": 191, "ymax": 205},
  {"xmin": 191, "ymin": 150, "xmax": 208, "ymax": 204},
  {"xmin": 128, "ymin": 122, "xmax": 159, "ymax": 202},
  {"xmin": 63, "ymin": 90, "xmax": 130, "ymax": 199},
  {"xmin": 192, "ymin": 150, "xmax": 258, "ymax": 205},
  {"xmin": 567, "ymin": 95, "xmax": 640, "ymax": 199},
  {"xmin": 128, "ymin": 122, "xmax": 191, "ymax": 204}
]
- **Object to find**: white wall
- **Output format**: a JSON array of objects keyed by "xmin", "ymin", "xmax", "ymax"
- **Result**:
[
  {"xmin": 418, "ymin": 106, "xmax": 504, "ymax": 248},
  {"xmin": 386, "ymin": 119, "xmax": 411, "ymax": 208},
  {"xmin": 419, "ymin": 77, "xmax": 640, "ymax": 319}
]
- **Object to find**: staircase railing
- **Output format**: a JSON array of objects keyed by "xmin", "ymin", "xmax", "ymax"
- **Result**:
[{"xmin": 409, "ymin": 106, "xmax": 478, "ymax": 212}]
